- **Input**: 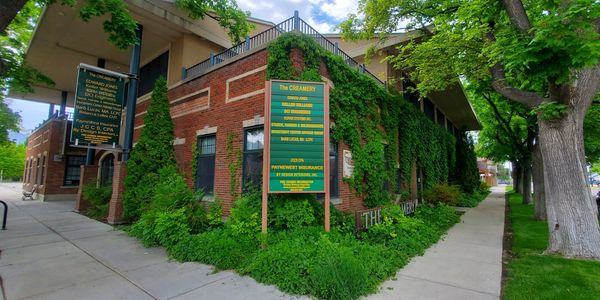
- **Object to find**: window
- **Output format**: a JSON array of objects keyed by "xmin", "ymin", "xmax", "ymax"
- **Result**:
[
  {"xmin": 436, "ymin": 108, "xmax": 445, "ymax": 125},
  {"xmin": 402, "ymin": 79, "xmax": 420, "ymax": 109},
  {"xmin": 64, "ymin": 156, "xmax": 86, "ymax": 186},
  {"xmin": 28, "ymin": 159, "xmax": 33, "ymax": 183},
  {"xmin": 40, "ymin": 155, "xmax": 46, "ymax": 185},
  {"xmin": 242, "ymin": 127, "xmax": 264, "ymax": 191},
  {"xmin": 196, "ymin": 135, "xmax": 216, "ymax": 194},
  {"xmin": 100, "ymin": 154, "xmax": 115, "ymax": 185},
  {"xmin": 319, "ymin": 139, "xmax": 339, "ymax": 199},
  {"xmin": 138, "ymin": 51, "xmax": 169, "ymax": 96},
  {"xmin": 423, "ymin": 98, "xmax": 435, "ymax": 120},
  {"xmin": 24, "ymin": 160, "xmax": 29, "ymax": 183},
  {"xmin": 36, "ymin": 157, "xmax": 41, "ymax": 184}
]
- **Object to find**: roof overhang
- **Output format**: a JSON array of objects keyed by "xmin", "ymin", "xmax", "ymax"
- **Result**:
[
  {"xmin": 428, "ymin": 82, "xmax": 481, "ymax": 131},
  {"xmin": 8, "ymin": 0, "xmax": 236, "ymax": 106}
]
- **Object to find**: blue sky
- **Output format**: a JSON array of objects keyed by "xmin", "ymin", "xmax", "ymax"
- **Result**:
[{"xmin": 7, "ymin": 0, "xmax": 359, "ymax": 142}]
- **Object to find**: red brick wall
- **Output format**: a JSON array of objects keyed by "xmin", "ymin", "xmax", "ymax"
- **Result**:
[
  {"xmin": 23, "ymin": 119, "xmax": 86, "ymax": 198},
  {"xmin": 131, "ymin": 48, "xmax": 366, "ymax": 214}
]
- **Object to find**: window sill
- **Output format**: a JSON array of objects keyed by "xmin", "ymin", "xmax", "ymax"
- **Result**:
[
  {"xmin": 60, "ymin": 186, "xmax": 79, "ymax": 189},
  {"xmin": 201, "ymin": 194, "xmax": 215, "ymax": 202}
]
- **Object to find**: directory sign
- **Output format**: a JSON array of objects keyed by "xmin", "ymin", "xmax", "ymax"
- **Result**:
[
  {"xmin": 266, "ymin": 81, "xmax": 328, "ymax": 193},
  {"xmin": 71, "ymin": 64, "xmax": 126, "ymax": 146}
]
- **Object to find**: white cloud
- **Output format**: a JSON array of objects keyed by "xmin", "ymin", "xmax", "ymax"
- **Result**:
[
  {"xmin": 320, "ymin": 0, "xmax": 358, "ymax": 20},
  {"xmin": 306, "ymin": 17, "xmax": 335, "ymax": 33},
  {"xmin": 238, "ymin": 0, "xmax": 358, "ymax": 29}
]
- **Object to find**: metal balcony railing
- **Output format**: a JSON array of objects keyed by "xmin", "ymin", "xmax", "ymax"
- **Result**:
[{"xmin": 184, "ymin": 12, "xmax": 385, "ymax": 87}]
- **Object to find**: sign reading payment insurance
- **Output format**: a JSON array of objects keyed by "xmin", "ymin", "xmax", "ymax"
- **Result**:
[{"xmin": 267, "ymin": 80, "xmax": 328, "ymax": 193}]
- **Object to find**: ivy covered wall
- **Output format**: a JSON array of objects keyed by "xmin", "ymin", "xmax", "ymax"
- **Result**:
[{"xmin": 267, "ymin": 33, "xmax": 456, "ymax": 208}]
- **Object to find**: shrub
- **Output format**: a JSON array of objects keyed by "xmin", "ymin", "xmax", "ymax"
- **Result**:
[
  {"xmin": 228, "ymin": 192, "xmax": 261, "ymax": 237},
  {"xmin": 414, "ymin": 204, "xmax": 460, "ymax": 231},
  {"xmin": 271, "ymin": 198, "xmax": 316, "ymax": 230},
  {"xmin": 207, "ymin": 199, "xmax": 223, "ymax": 228},
  {"xmin": 423, "ymin": 183, "xmax": 461, "ymax": 206},
  {"xmin": 308, "ymin": 240, "xmax": 369, "ymax": 300},
  {"xmin": 82, "ymin": 182, "xmax": 112, "ymax": 220},
  {"xmin": 170, "ymin": 229, "xmax": 258, "ymax": 270},
  {"xmin": 129, "ymin": 211, "xmax": 160, "ymax": 247},
  {"xmin": 479, "ymin": 181, "xmax": 491, "ymax": 193},
  {"xmin": 456, "ymin": 189, "xmax": 490, "ymax": 207},
  {"xmin": 153, "ymin": 208, "xmax": 191, "ymax": 247},
  {"xmin": 244, "ymin": 237, "xmax": 318, "ymax": 294}
]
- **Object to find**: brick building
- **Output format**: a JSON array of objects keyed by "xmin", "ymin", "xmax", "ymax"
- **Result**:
[{"xmin": 13, "ymin": 2, "xmax": 479, "ymax": 222}]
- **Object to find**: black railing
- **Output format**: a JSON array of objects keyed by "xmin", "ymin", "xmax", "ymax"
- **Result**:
[
  {"xmin": 184, "ymin": 12, "xmax": 385, "ymax": 87},
  {"xmin": 31, "ymin": 111, "xmax": 73, "ymax": 134}
]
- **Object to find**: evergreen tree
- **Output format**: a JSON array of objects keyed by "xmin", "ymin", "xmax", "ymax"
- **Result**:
[
  {"xmin": 452, "ymin": 132, "xmax": 479, "ymax": 194},
  {"xmin": 123, "ymin": 77, "xmax": 176, "ymax": 220}
]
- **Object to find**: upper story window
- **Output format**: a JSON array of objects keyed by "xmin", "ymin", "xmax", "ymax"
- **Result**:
[
  {"xmin": 423, "ymin": 98, "xmax": 435, "ymax": 121},
  {"xmin": 138, "ymin": 51, "xmax": 169, "ymax": 96}
]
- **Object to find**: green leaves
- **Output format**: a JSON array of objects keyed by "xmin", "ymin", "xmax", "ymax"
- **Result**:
[
  {"xmin": 533, "ymin": 101, "xmax": 567, "ymax": 120},
  {"xmin": 124, "ymin": 77, "xmax": 177, "ymax": 220},
  {"xmin": 175, "ymin": 0, "xmax": 253, "ymax": 43}
]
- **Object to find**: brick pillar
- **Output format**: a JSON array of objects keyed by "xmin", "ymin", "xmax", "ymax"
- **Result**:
[
  {"xmin": 107, "ymin": 161, "xmax": 127, "ymax": 224},
  {"xmin": 75, "ymin": 165, "xmax": 99, "ymax": 213}
]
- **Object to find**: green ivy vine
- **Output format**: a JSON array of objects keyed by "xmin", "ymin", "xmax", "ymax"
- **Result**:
[
  {"xmin": 191, "ymin": 141, "xmax": 198, "ymax": 181},
  {"xmin": 226, "ymin": 132, "xmax": 242, "ymax": 198},
  {"xmin": 267, "ymin": 33, "xmax": 456, "ymax": 207}
]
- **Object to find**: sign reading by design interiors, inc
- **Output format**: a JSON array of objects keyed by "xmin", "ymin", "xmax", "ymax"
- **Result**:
[
  {"xmin": 262, "ymin": 79, "xmax": 331, "ymax": 233},
  {"xmin": 71, "ymin": 63, "xmax": 127, "ymax": 147}
]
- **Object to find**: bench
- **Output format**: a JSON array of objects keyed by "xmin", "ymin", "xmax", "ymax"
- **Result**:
[{"xmin": 22, "ymin": 186, "xmax": 37, "ymax": 201}]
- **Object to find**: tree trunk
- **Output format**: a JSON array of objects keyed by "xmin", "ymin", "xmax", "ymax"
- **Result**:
[
  {"xmin": 0, "ymin": 0, "xmax": 27, "ymax": 35},
  {"xmin": 522, "ymin": 160, "xmax": 532, "ymax": 205},
  {"xmin": 512, "ymin": 161, "xmax": 522, "ymax": 193},
  {"xmin": 532, "ymin": 142, "xmax": 546, "ymax": 220},
  {"xmin": 539, "ymin": 108, "xmax": 600, "ymax": 258}
]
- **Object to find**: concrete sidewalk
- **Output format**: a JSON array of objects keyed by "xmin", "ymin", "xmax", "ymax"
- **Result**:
[
  {"xmin": 366, "ymin": 186, "xmax": 505, "ymax": 300},
  {"xmin": 0, "ymin": 184, "xmax": 306, "ymax": 300}
]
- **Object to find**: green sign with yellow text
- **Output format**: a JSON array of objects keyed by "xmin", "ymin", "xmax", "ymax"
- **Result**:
[
  {"xmin": 71, "ymin": 65, "xmax": 126, "ymax": 146},
  {"xmin": 268, "ymin": 81, "xmax": 327, "ymax": 193}
]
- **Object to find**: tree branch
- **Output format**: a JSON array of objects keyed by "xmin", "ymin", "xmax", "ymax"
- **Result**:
[
  {"xmin": 483, "ymin": 92, "xmax": 516, "ymax": 138},
  {"xmin": 490, "ymin": 63, "xmax": 545, "ymax": 108},
  {"xmin": 501, "ymin": 0, "xmax": 532, "ymax": 34}
]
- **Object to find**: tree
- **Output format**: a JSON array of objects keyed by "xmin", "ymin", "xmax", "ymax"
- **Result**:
[
  {"xmin": 0, "ymin": 142, "xmax": 26, "ymax": 180},
  {"xmin": 584, "ymin": 103, "xmax": 600, "ymax": 164},
  {"xmin": 470, "ymin": 83, "xmax": 536, "ymax": 204},
  {"xmin": 123, "ymin": 77, "xmax": 176, "ymax": 220},
  {"xmin": 452, "ymin": 132, "xmax": 479, "ymax": 194},
  {"xmin": 0, "ymin": 1, "xmax": 44, "ymax": 144},
  {"xmin": 342, "ymin": 0, "xmax": 600, "ymax": 258}
]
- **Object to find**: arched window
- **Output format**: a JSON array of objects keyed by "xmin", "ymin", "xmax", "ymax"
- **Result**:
[{"xmin": 100, "ymin": 154, "xmax": 115, "ymax": 186}]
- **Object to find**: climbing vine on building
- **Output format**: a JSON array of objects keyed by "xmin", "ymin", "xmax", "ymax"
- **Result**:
[
  {"xmin": 267, "ymin": 33, "xmax": 455, "ymax": 207},
  {"xmin": 226, "ymin": 132, "xmax": 242, "ymax": 198}
]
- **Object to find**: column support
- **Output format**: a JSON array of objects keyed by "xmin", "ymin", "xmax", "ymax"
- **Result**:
[{"xmin": 123, "ymin": 25, "xmax": 143, "ymax": 161}]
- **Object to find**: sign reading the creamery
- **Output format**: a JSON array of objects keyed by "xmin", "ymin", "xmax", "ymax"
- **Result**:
[
  {"xmin": 266, "ymin": 80, "xmax": 328, "ymax": 193},
  {"xmin": 71, "ymin": 64, "xmax": 126, "ymax": 146}
]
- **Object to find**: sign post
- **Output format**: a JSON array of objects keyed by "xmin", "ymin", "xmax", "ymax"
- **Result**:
[
  {"xmin": 262, "ymin": 80, "xmax": 330, "ymax": 233},
  {"xmin": 71, "ymin": 63, "xmax": 127, "ymax": 148}
]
